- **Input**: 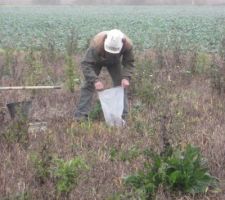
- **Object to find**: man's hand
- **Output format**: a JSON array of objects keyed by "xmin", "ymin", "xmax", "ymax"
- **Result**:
[
  {"xmin": 121, "ymin": 79, "xmax": 130, "ymax": 88},
  {"xmin": 95, "ymin": 81, "xmax": 104, "ymax": 91}
]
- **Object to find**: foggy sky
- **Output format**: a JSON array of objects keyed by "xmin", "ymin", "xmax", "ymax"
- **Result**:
[{"xmin": 1, "ymin": 0, "xmax": 225, "ymax": 5}]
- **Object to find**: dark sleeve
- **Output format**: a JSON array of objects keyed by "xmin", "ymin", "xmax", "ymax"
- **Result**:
[
  {"xmin": 81, "ymin": 47, "xmax": 99, "ymax": 83},
  {"xmin": 122, "ymin": 47, "xmax": 135, "ymax": 80}
]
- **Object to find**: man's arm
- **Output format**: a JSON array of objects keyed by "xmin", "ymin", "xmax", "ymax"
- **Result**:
[{"xmin": 122, "ymin": 46, "xmax": 135, "ymax": 81}]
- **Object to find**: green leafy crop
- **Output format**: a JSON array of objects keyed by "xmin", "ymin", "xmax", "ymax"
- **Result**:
[{"xmin": 0, "ymin": 6, "xmax": 225, "ymax": 52}]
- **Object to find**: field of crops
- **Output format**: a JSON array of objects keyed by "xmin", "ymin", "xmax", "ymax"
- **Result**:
[
  {"xmin": 1, "ymin": 5, "xmax": 225, "ymax": 200},
  {"xmin": 0, "ymin": 5, "xmax": 225, "ymax": 52}
]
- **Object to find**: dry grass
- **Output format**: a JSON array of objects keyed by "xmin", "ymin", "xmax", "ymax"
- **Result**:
[{"xmin": 0, "ymin": 49, "xmax": 225, "ymax": 200}]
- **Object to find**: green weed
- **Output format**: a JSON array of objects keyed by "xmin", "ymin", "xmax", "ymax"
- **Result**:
[
  {"xmin": 109, "ymin": 146, "xmax": 141, "ymax": 162},
  {"xmin": 190, "ymin": 51, "xmax": 211, "ymax": 75},
  {"xmin": 2, "ymin": 119, "xmax": 29, "ymax": 147},
  {"xmin": 30, "ymin": 143, "xmax": 53, "ymax": 185},
  {"xmin": 1, "ymin": 48, "xmax": 15, "ymax": 77},
  {"xmin": 219, "ymin": 37, "xmax": 225, "ymax": 62},
  {"xmin": 209, "ymin": 62, "xmax": 225, "ymax": 95},
  {"xmin": 24, "ymin": 49, "xmax": 45, "ymax": 85},
  {"xmin": 51, "ymin": 157, "xmax": 89, "ymax": 196},
  {"xmin": 124, "ymin": 145, "xmax": 218, "ymax": 199},
  {"xmin": 120, "ymin": 146, "xmax": 141, "ymax": 162},
  {"xmin": 65, "ymin": 55, "xmax": 79, "ymax": 92},
  {"xmin": 65, "ymin": 28, "xmax": 78, "ymax": 56},
  {"xmin": 89, "ymin": 100, "xmax": 103, "ymax": 121},
  {"xmin": 1, "ymin": 192, "xmax": 31, "ymax": 200}
]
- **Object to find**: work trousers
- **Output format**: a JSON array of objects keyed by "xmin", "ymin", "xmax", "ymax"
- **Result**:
[{"xmin": 74, "ymin": 64, "xmax": 128, "ymax": 118}]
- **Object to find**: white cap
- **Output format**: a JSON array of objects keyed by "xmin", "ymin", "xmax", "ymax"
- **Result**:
[{"xmin": 104, "ymin": 29, "xmax": 124, "ymax": 54}]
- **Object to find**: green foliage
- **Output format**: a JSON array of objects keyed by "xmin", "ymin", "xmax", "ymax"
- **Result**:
[
  {"xmin": 30, "ymin": 153, "xmax": 51, "ymax": 184},
  {"xmin": 24, "ymin": 49, "xmax": 45, "ymax": 85},
  {"xmin": 135, "ymin": 81, "xmax": 157, "ymax": 106},
  {"xmin": 106, "ymin": 191, "xmax": 146, "ymax": 200},
  {"xmin": 124, "ymin": 145, "xmax": 218, "ymax": 199},
  {"xmin": 166, "ymin": 146, "xmax": 217, "ymax": 193},
  {"xmin": 29, "ymin": 134, "xmax": 53, "ymax": 184},
  {"xmin": 42, "ymin": 35, "xmax": 57, "ymax": 63},
  {"xmin": 109, "ymin": 147, "xmax": 118, "ymax": 161},
  {"xmin": 65, "ymin": 28, "xmax": 78, "ymax": 56},
  {"xmin": 65, "ymin": 55, "xmax": 79, "ymax": 92},
  {"xmin": 30, "ymin": 141, "xmax": 53, "ymax": 184},
  {"xmin": 133, "ymin": 69, "xmax": 156, "ymax": 106},
  {"xmin": 219, "ymin": 37, "xmax": 225, "ymax": 61},
  {"xmin": 189, "ymin": 48, "xmax": 198, "ymax": 74},
  {"xmin": 153, "ymin": 33, "xmax": 166, "ymax": 68},
  {"xmin": 109, "ymin": 146, "xmax": 141, "ymax": 162},
  {"xmin": 1, "ymin": 119, "xmax": 29, "ymax": 147},
  {"xmin": 51, "ymin": 157, "xmax": 88, "ymax": 195},
  {"xmin": 89, "ymin": 100, "xmax": 103, "ymax": 121},
  {"xmin": 31, "ymin": 147, "xmax": 88, "ymax": 196},
  {"xmin": 120, "ymin": 147, "xmax": 141, "ymax": 162},
  {"xmin": 0, "ymin": 48, "xmax": 17, "ymax": 80},
  {"xmin": 195, "ymin": 52, "xmax": 211, "ymax": 74},
  {"xmin": 0, "ymin": 6, "xmax": 225, "ymax": 52},
  {"xmin": 189, "ymin": 50, "xmax": 211, "ymax": 75},
  {"xmin": 210, "ymin": 63, "xmax": 225, "ymax": 95},
  {"xmin": 64, "ymin": 29, "xmax": 79, "ymax": 92},
  {"xmin": 2, "ymin": 48, "xmax": 14, "ymax": 76},
  {"xmin": 131, "ymin": 112, "xmax": 155, "ymax": 136},
  {"xmin": 133, "ymin": 56, "xmax": 159, "ymax": 106},
  {"xmin": 1, "ymin": 192, "xmax": 31, "ymax": 200}
]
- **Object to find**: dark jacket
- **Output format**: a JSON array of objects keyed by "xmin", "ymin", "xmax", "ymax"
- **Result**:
[{"xmin": 81, "ymin": 31, "xmax": 135, "ymax": 83}]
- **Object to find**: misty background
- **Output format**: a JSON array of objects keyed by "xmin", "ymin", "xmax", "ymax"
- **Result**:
[{"xmin": 1, "ymin": 0, "xmax": 225, "ymax": 5}]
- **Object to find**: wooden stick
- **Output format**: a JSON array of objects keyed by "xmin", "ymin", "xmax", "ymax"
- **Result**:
[{"xmin": 0, "ymin": 86, "xmax": 61, "ymax": 90}]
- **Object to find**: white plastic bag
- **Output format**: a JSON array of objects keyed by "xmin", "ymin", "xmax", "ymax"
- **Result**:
[{"xmin": 98, "ymin": 86, "xmax": 125, "ymax": 127}]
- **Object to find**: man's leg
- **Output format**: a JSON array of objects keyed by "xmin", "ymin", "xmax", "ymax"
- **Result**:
[
  {"xmin": 107, "ymin": 64, "xmax": 129, "ymax": 117},
  {"xmin": 74, "ymin": 65, "xmax": 102, "ymax": 119},
  {"xmin": 74, "ymin": 81, "xmax": 95, "ymax": 119}
]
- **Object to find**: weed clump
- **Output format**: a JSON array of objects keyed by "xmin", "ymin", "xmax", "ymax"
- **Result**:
[{"xmin": 124, "ymin": 145, "xmax": 218, "ymax": 199}]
